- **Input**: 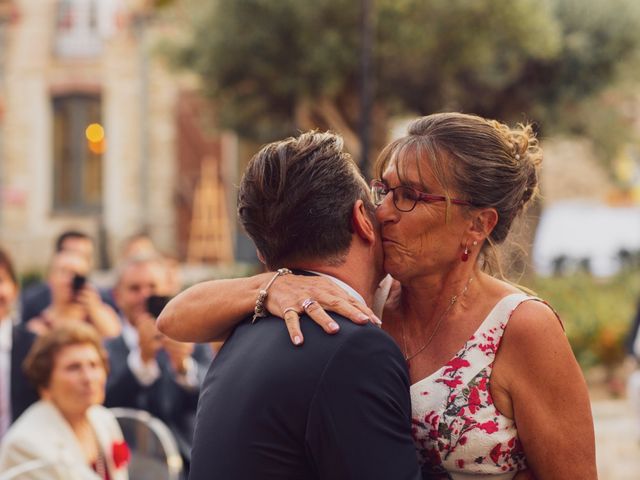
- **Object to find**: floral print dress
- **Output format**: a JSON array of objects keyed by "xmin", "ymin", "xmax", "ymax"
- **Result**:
[{"xmin": 411, "ymin": 293, "xmax": 539, "ymax": 480}]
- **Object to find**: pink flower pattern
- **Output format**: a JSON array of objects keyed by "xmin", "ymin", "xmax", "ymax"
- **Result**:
[{"xmin": 410, "ymin": 294, "xmax": 532, "ymax": 478}]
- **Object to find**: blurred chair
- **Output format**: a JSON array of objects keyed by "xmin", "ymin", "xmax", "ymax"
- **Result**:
[
  {"xmin": 110, "ymin": 407, "xmax": 184, "ymax": 480},
  {"xmin": 0, "ymin": 459, "xmax": 56, "ymax": 479}
]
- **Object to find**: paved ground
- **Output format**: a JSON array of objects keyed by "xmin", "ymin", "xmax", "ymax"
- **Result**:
[{"xmin": 593, "ymin": 398, "xmax": 640, "ymax": 480}]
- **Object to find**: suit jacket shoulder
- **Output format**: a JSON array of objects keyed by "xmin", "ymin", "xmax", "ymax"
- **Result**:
[
  {"xmin": 304, "ymin": 319, "xmax": 419, "ymax": 479},
  {"xmin": 10, "ymin": 325, "xmax": 38, "ymax": 421},
  {"xmin": 190, "ymin": 313, "xmax": 420, "ymax": 480}
]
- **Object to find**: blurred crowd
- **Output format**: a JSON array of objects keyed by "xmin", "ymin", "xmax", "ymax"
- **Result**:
[{"xmin": 0, "ymin": 230, "xmax": 214, "ymax": 478}]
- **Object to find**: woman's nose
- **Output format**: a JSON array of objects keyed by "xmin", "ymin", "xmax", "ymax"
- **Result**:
[{"xmin": 375, "ymin": 193, "xmax": 399, "ymax": 224}]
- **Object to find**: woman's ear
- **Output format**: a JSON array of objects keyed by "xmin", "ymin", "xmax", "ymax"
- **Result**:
[
  {"xmin": 352, "ymin": 200, "xmax": 376, "ymax": 245},
  {"xmin": 256, "ymin": 250, "xmax": 266, "ymax": 265},
  {"xmin": 468, "ymin": 207, "xmax": 498, "ymax": 242}
]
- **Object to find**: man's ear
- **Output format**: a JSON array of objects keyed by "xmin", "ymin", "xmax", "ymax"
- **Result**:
[
  {"xmin": 352, "ymin": 200, "xmax": 376, "ymax": 245},
  {"xmin": 467, "ymin": 207, "xmax": 498, "ymax": 242}
]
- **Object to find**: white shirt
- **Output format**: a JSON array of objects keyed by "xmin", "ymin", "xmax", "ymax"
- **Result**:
[
  {"xmin": 307, "ymin": 271, "xmax": 367, "ymax": 305},
  {"xmin": 121, "ymin": 320, "xmax": 161, "ymax": 386},
  {"xmin": 0, "ymin": 317, "xmax": 13, "ymax": 438},
  {"xmin": 121, "ymin": 319, "xmax": 198, "ymax": 389}
]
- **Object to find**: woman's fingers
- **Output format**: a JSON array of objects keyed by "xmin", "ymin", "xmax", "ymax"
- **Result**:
[
  {"xmin": 283, "ymin": 308, "xmax": 303, "ymax": 346},
  {"xmin": 303, "ymin": 300, "xmax": 341, "ymax": 334},
  {"xmin": 265, "ymin": 274, "xmax": 383, "ymax": 347},
  {"xmin": 321, "ymin": 296, "xmax": 381, "ymax": 327}
]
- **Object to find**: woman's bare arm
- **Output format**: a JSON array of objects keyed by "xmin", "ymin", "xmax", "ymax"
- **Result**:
[
  {"xmin": 494, "ymin": 301, "xmax": 597, "ymax": 480},
  {"xmin": 157, "ymin": 272, "xmax": 378, "ymax": 343},
  {"xmin": 157, "ymin": 275, "xmax": 268, "ymax": 342}
]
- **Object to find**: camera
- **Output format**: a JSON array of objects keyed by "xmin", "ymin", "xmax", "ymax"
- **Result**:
[
  {"xmin": 146, "ymin": 295, "xmax": 171, "ymax": 318},
  {"xmin": 71, "ymin": 273, "xmax": 87, "ymax": 296}
]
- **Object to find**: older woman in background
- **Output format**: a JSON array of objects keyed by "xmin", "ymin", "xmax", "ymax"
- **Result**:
[{"xmin": 0, "ymin": 323, "xmax": 129, "ymax": 479}]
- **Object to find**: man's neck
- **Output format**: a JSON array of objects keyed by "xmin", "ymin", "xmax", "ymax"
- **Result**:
[{"xmin": 287, "ymin": 261, "xmax": 378, "ymax": 307}]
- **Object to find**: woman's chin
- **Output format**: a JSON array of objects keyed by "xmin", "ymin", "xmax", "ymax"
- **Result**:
[{"xmin": 383, "ymin": 259, "xmax": 404, "ymax": 280}]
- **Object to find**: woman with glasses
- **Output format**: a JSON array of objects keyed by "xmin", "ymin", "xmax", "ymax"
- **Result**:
[{"xmin": 158, "ymin": 113, "xmax": 596, "ymax": 479}]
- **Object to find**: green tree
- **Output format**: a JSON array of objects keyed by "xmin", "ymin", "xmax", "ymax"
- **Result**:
[{"xmin": 178, "ymin": 0, "xmax": 640, "ymax": 169}]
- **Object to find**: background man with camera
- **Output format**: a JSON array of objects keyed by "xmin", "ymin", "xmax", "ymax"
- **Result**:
[
  {"xmin": 19, "ymin": 230, "xmax": 118, "ymax": 322},
  {"xmin": 104, "ymin": 255, "xmax": 212, "ymax": 472},
  {"xmin": 25, "ymin": 249, "xmax": 120, "ymax": 338}
]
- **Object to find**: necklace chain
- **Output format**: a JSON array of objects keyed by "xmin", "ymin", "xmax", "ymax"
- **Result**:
[{"xmin": 402, "ymin": 277, "xmax": 473, "ymax": 362}]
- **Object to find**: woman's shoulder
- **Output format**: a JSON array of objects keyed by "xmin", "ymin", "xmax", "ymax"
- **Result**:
[
  {"xmin": 87, "ymin": 405, "xmax": 126, "ymax": 443},
  {"xmin": 87, "ymin": 404, "xmax": 122, "ymax": 430},
  {"xmin": 7, "ymin": 400, "xmax": 57, "ymax": 429},
  {"xmin": 0, "ymin": 402, "xmax": 60, "ymax": 458},
  {"xmin": 496, "ymin": 295, "xmax": 569, "ymax": 374},
  {"xmin": 483, "ymin": 276, "xmax": 561, "ymax": 334},
  {"xmin": 506, "ymin": 296, "xmax": 563, "ymax": 336}
]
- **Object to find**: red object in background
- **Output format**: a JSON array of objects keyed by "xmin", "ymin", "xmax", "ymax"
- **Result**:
[{"xmin": 112, "ymin": 440, "xmax": 130, "ymax": 469}]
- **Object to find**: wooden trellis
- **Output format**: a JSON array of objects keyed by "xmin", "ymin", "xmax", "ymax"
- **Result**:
[{"xmin": 187, "ymin": 156, "xmax": 233, "ymax": 263}]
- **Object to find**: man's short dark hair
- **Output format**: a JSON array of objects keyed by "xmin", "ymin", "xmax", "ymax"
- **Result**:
[
  {"xmin": 55, "ymin": 230, "xmax": 92, "ymax": 252},
  {"xmin": 238, "ymin": 131, "xmax": 373, "ymax": 269}
]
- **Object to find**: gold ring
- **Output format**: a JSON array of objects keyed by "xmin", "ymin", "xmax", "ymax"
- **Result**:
[{"xmin": 283, "ymin": 307, "xmax": 299, "ymax": 316}]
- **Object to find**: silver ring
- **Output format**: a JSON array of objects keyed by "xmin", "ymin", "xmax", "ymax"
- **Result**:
[
  {"xmin": 301, "ymin": 298, "xmax": 317, "ymax": 311},
  {"xmin": 283, "ymin": 307, "xmax": 299, "ymax": 316}
]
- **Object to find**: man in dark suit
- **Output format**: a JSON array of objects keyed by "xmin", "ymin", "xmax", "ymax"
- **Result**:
[
  {"xmin": 9, "ymin": 325, "xmax": 38, "ymax": 422},
  {"xmin": 104, "ymin": 256, "xmax": 211, "ymax": 467},
  {"xmin": 188, "ymin": 132, "xmax": 420, "ymax": 479},
  {"xmin": 0, "ymin": 248, "xmax": 38, "ymax": 439}
]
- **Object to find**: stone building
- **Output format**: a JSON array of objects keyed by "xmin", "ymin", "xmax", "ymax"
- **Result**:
[{"xmin": 0, "ymin": 0, "xmax": 237, "ymax": 274}]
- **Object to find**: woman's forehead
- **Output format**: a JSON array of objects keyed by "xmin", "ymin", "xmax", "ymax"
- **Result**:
[
  {"xmin": 384, "ymin": 146, "xmax": 439, "ymax": 187},
  {"xmin": 56, "ymin": 343, "xmax": 98, "ymax": 361}
]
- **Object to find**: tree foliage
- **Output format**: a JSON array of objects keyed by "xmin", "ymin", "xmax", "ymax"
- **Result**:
[{"xmin": 177, "ymin": 0, "xmax": 640, "ymax": 166}]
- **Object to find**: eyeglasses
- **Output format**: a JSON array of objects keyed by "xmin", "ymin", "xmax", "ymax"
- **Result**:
[{"xmin": 370, "ymin": 179, "xmax": 474, "ymax": 212}]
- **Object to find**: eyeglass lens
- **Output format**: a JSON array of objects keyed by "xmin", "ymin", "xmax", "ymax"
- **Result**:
[{"xmin": 372, "ymin": 183, "xmax": 417, "ymax": 212}]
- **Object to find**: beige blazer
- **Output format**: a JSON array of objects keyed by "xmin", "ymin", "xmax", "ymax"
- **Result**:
[{"xmin": 0, "ymin": 400, "xmax": 128, "ymax": 480}]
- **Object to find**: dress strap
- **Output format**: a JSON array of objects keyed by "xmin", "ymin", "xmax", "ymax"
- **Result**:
[
  {"xmin": 474, "ymin": 293, "xmax": 529, "ymax": 340},
  {"xmin": 505, "ymin": 295, "xmax": 565, "ymax": 332}
]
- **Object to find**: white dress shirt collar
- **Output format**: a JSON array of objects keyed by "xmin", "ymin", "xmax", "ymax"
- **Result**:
[
  {"xmin": 0, "ymin": 317, "xmax": 11, "ymax": 351},
  {"xmin": 306, "ymin": 271, "xmax": 367, "ymax": 306},
  {"xmin": 0, "ymin": 316, "xmax": 13, "ymax": 438}
]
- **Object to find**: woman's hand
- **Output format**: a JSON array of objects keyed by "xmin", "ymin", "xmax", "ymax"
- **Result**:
[
  {"xmin": 157, "ymin": 272, "xmax": 381, "ymax": 344},
  {"xmin": 263, "ymin": 274, "xmax": 381, "ymax": 345}
]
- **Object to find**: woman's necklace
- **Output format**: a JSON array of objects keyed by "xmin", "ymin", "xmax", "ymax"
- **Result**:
[{"xmin": 402, "ymin": 277, "xmax": 473, "ymax": 362}]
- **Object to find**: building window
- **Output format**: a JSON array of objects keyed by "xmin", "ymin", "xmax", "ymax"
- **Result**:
[
  {"xmin": 55, "ymin": 0, "xmax": 102, "ymax": 58},
  {"xmin": 52, "ymin": 95, "xmax": 103, "ymax": 213}
]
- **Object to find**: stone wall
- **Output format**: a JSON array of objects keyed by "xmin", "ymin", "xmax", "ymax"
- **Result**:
[{"xmin": 0, "ymin": 0, "xmax": 181, "ymax": 273}]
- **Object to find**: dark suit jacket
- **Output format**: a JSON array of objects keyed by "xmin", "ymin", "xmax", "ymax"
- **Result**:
[
  {"xmin": 627, "ymin": 300, "xmax": 640, "ymax": 359},
  {"xmin": 104, "ymin": 334, "xmax": 212, "ymax": 463},
  {"xmin": 189, "ymin": 313, "xmax": 421, "ymax": 480},
  {"xmin": 19, "ymin": 282, "xmax": 50, "ymax": 324},
  {"xmin": 10, "ymin": 325, "xmax": 38, "ymax": 422}
]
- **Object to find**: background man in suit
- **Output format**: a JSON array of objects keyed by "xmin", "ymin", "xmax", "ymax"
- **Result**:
[
  {"xmin": 0, "ymin": 248, "xmax": 38, "ymax": 439},
  {"xmin": 188, "ymin": 131, "xmax": 420, "ymax": 479},
  {"xmin": 104, "ymin": 256, "xmax": 211, "ymax": 470},
  {"xmin": 19, "ymin": 230, "xmax": 100, "ymax": 323}
]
